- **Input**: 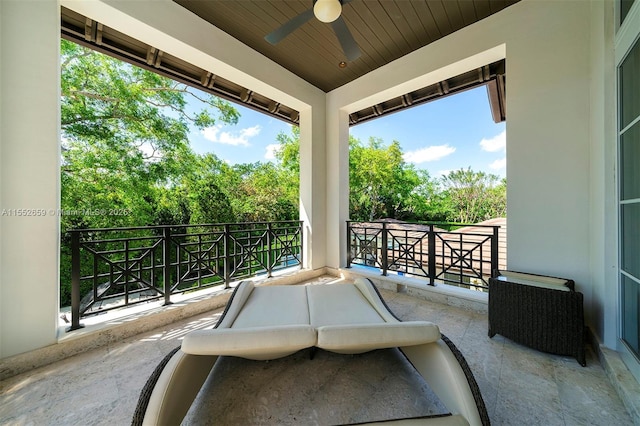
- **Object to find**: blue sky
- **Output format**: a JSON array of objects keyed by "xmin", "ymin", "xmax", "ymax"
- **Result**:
[{"xmin": 188, "ymin": 85, "xmax": 506, "ymax": 178}]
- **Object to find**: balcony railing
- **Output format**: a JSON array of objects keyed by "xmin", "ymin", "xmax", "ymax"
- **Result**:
[
  {"xmin": 67, "ymin": 221, "xmax": 303, "ymax": 330},
  {"xmin": 347, "ymin": 221, "xmax": 499, "ymax": 291}
]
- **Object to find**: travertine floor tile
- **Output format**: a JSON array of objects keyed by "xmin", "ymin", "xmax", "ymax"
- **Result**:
[{"xmin": 0, "ymin": 278, "xmax": 633, "ymax": 426}]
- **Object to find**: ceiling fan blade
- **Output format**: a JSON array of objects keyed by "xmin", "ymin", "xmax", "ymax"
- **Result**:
[
  {"xmin": 265, "ymin": 8, "xmax": 315, "ymax": 45},
  {"xmin": 331, "ymin": 16, "xmax": 361, "ymax": 61}
]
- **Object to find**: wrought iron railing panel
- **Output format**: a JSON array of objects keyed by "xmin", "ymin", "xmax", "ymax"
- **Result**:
[
  {"xmin": 347, "ymin": 223, "xmax": 384, "ymax": 269},
  {"xmin": 67, "ymin": 221, "xmax": 303, "ymax": 330},
  {"xmin": 432, "ymin": 231, "xmax": 495, "ymax": 289},
  {"xmin": 387, "ymin": 229, "xmax": 431, "ymax": 277},
  {"xmin": 170, "ymin": 226, "xmax": 226, "ymax": 292},
  {"xmin": 75, "ymin": 231, "xmax": 166, "ymax": 317},
  {"xmin": 268, "ymin": 222, "xmax": 303, "ymax": 272},
  {"xmin": 347, "ymin": 221, "xmax": 499, "ymax": 291},
  {"xmin": 227, "ymin": 223, "xmax": 270, "ymax": 279}
]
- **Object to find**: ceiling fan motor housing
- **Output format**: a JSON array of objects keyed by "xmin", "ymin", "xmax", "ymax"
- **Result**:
[{"xmin": 313, "ymin": 0, "xmax": 342, "ymax": 23}]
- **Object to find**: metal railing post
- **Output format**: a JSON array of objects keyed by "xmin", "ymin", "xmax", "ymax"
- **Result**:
[
  {"xmin": 162, "ymin": 227, "xmax": 172, "ymax": 305},
  {"xmin": 266, "ymin": 222, "xmax": 273, "ymax": 278},
  {"xmin": 428, "ymin": 225, "xmax": 436, "ymax": 286},
  {"xmin": 346, "ymin": 221, "xmax": 352, "ymax": 268},
  {"xmin": 491, "ymin": 226, "xmax": 499, "ymax": 277},
  {"xmin": 124, "ymin": 240, "xmax": 130, "ymax": 306},
  {"xmin": 381, "ymin": 222, "xmax": 388, "ymax": 276},
  {"xmin": 299, "ymin": 221, "xmax": 304, "ymax": 269},
  {"xmin": 224, "ymin": 224, "xmax": 231, "ymax": 289},
  {"xmin": 68, "ymin": 231, "xmax": 84, "ymax": 331}
]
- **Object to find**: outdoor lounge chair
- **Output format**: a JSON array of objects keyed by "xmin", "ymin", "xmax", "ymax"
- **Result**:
[{"xmin": 133, "ymin": 278, "xmax": 490, "ymax": 425}]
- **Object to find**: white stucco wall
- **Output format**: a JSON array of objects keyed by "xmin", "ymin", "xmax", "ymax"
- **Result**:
[
  {"xmin": 0, "ymin": 0, "xmax": 61, "ymax": 358},
  {"xmin": 589, "ymin": 0, "xmax": 617, "ymax": 349},
  {"xmin": 327, "ymin": 0, "xmax": 611, "ymax": 343},
  {"xmin": 0, "ymin": 0, "xmax": 618, "ymax": 357}
]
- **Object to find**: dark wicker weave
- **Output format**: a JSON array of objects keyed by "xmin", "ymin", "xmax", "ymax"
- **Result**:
[
  {"xmin": 131, "ymin": 345, "xmax": 181, "ymax": 426},
  {"xmin": 488, "ymin": 272, "xmax": 586, "ymax": 366},
  {"xmin": 440, "ymin": 334, "xmax": 491, "ymax": 426}
]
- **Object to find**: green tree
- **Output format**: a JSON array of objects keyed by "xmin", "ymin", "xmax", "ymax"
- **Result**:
[
  {"xmin": 183, "ymin": 154, "xmax": 236, "ymax": 224},
  {"xmin": 274, "ymin": 125, "xmax": 300, "ymax": 174},
  {"xmin": 60, "ymin": 39, "xmax": 239, "ymax": 231},
  {"xmin": 349, "ymin": 137, "xmax": 423, "ymax": 221},
  {"xmin": 59, "ymin": 39, "xmax": 240, "ymax": 306},
  {"xmin": 271, "ymin": 126, "xmax": 300, "ymax": 219},
  {"xmin": 440, "ymin": 168, "xmax": 506, "ymax": 223},
  {"xmin": 271, "ymin": 129, "xmax": 451, "ymax": 222},
  {"xmin": 403, "ymin": 169, "xmax": 452, "ymax": 222},
  {"xmin": 483, "ymin": 177, "xmax": 507, "ymax": 219},
  {"xmin": 230, "ymin": 162, "xmax": 298, "ymax": 222}
]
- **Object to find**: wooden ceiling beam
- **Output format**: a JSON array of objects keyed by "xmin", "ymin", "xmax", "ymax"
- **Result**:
[
  {"xmin": 351, "ymin": 59, "xmax": 506, "ymax": 126},
  {"xmin": 61, "ymin": 7, "xmax": 300, "ymax": 126}
]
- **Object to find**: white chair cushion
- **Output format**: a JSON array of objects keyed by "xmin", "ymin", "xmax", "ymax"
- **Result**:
[
  {"xmin": 307, "ymin": 283, "xmax": 385, "ymax": 327},
  {"xmin": 231, "ymin": 285, "xmax": 310, "ymax": 328},
  {"xmin": 215, "ymin": 281, "xmax": 256, "ymax": 329},
  {"xmin": 497, "ymin": 271, "xmax": 570, "ymax": 291},
  {"xmin": 353, "ymin": 278, "xmax": 400, "ymax": 322},
  {"xmin": 317, "ymin": 321, "xmax": 441, "ymax": 354},
  {"xmin": 181, "ymin": 325, "xmax": 316, "ymax": 360}
]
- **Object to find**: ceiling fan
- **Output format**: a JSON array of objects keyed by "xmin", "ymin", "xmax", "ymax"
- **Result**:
[{"xmin": 264, "ymin": 0, "xmax": 361, "ymax": 62}]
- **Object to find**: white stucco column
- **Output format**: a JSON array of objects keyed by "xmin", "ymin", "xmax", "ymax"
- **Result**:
[
  {"xmin": 0, "ymin": 0, "xmax": 61, "ymax": 358},
  {"xmin": 325, "ymin": 106, "xmax": 350, "ymax": 269},
  {"xmin": 299, "ymin": 106, "xmax": 327, "ymax": 270}
]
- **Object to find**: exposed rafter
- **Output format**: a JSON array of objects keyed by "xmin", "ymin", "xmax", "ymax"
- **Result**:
[
  {"xmin": 61, "ymin": 7, "xmax": 300, "ymax": 125},
  {"xmin": 349, "ymin": 60, "xmax": 506, "ymax": 126}
]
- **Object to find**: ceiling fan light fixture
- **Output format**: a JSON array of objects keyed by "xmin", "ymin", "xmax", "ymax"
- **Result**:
[{"xmin": 313, "ymin": 0, "xmax": 342, "ymax": 23}]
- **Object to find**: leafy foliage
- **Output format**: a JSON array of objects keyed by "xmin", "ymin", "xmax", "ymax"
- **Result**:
[
  {"xmin": 274, "ymin": 128, "xmax": 505, "ymax": 223},
  {"xmin": 59, "ymin": 40, "xmax": 295, "ymax": 306},
  {"xmin": 440, "ymin": 168, "xmax": 506, "ymax": 223},
  {"xmin": 61, "ymin": 40, "xmax": 239, "ymax": 231},
  {"xmin": 58, "ymin": 39, "xmax": 506, "ymax": 307},
  {"xmin": 349, "ymin": 137, "xmax": 420, "ymax": 221}
]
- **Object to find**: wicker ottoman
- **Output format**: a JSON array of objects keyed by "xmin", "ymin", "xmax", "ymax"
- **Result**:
[{"xmin": 488, "ymin": 270, "xmax": 586, "ymax": 366}]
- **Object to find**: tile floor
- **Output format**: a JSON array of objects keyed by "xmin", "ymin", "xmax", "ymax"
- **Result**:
[{"xmin": 0, "ymin": 277, "xmax": 633, "ymax": 425}]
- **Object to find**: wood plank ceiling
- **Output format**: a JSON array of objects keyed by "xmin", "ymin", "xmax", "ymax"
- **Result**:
[{"xmin": 173, "ymin": 0, "xmax": 520, "ymax": 92}]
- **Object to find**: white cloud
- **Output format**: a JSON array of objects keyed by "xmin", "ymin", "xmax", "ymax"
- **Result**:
[
  {"xmin": 201, "ymin": 125, "xmax": 261, "ymax": 147},
  {"xmin": 403, "ymin": 144, "xmax": 456, "ymax": 164},
  {"xmin": 202, "ymin": 126, "xmax": 220, "ymax": 142},
  {"xmin": 264, "ymin": 143, "xmax": 281, "ymax": 160},
  {"xmin": 480, "ymin": 130, "xmax": 506, "ymax": 152},
  {"xmin": 489, "ymin": 157, "xmax": 506, "ymax": 170}
]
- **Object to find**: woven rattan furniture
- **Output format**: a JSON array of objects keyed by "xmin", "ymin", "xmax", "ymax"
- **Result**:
[{"xmin": 488, "ymin": 270, "xmax": 586, "ymax": 366}]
